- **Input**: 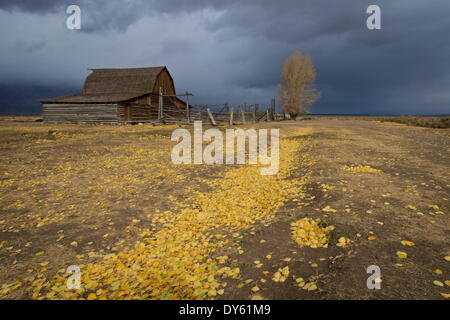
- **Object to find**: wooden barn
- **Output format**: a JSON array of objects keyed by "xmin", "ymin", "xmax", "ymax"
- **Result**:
[{"xmin": 41, "ymin": 66, "xmax": 189, "ymax": 124}]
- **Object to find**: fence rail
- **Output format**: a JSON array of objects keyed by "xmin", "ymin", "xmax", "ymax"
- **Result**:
[
  {"xmin": 155, "ymin": 91, "xmax": 277, "ymax": 126},
  {"xmin": 187, "ymin": 104, "xmax": 274, "ymax": 126}
]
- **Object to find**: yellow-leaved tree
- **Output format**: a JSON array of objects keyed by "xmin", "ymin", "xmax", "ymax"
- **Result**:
[{"xmin": 279, "ymin": 51, "xmax": 320, "ymax": 120}]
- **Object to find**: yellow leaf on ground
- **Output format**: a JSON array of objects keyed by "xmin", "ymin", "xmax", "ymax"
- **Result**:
[
  {"xmin": 87, "ymin": 293, "xmax": 96, "ymax": 300},
  {"xmin": 336, "ymin": 237, "xmax": 351, "ymax": 247},
  {"xmin": 322, "ymin": 206, "xmax": 337, "ymax": 213},
  {"xmin": 341, "ymin": 165, "xmax": 381, "ymax": 173},
  {"xmin": 307, "ymin": 283, "xmax": 317, "ymax": 291},
  {"xmin": 433, "ymin": 280, "xmax": 444, "ymax": 287},
  {"xmin": 303, "ymin": 282, "xmax": 317, "ymax": 291},
  {"xmin": 207, "ymin": 289, "xmax": 217, "ymax": 297}
]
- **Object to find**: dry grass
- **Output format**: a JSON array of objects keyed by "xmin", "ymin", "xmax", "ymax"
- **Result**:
[{"xmin": 374, "ymin": 116, "xmax": 450, "ymax": 129}]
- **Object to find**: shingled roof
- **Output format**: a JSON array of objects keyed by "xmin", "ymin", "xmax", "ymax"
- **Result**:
[
  {"xmin": 42, "ymin": 66, "xmax": 171, "ymax": 104},
  {"xmin": 41, "ymin": 93, "xmax": 149, "ymax": 104}
]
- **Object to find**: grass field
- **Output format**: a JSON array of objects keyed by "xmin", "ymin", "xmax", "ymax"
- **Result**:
[
  {"xmin": 374, "ymin": 116, "xmax": 450, "ymax": 128},
  {"xmin": 0, "ymin": 118, "xmax": 449, "ymax": 299},
  {"xmin": 299, "ymin": 115, "xmax": 450, "ymax": 129}
]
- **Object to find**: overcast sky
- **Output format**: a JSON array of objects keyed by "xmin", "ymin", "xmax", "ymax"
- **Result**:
[{"xmin": 0, "ymin": 0, "xmax": 449, "ymax": 115}]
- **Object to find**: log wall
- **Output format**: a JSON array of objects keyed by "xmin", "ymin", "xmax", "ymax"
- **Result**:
[
  {"xmin": 118, "ymin": 104, "xmax": 159, "ymax": 122},
  {"xmin": 43, "ymin": 104, "xmax": 120, "ymax": 124}
]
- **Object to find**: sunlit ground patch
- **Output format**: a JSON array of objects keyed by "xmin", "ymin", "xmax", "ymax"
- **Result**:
[
  {"xmin": 28, "ymin": 128, "xmax": 312, "ymax": 300},
  {"xmin": 341, "ymin": 165, "xmax": 382, "ymax": 173}
]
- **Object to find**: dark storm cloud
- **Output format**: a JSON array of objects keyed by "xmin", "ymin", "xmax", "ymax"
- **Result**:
[
  {"xmin": 0, "ymin": 0, "xmax": 449, "ymax": 115},
  {"xmin": 0, "ymin": 0, "xmax": 234, "ymax": 33},
  {"xmin": 0, "ymin": 0, "xmax": 64, "ymax": 13},
  {"xmin": 198, "ymin": 0, "xmax": 450, "ymax": 114}
]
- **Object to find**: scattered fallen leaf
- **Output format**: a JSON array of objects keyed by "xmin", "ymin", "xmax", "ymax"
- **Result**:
[
  {"xmin": 87, "ymin": 293, "xmax": 96, "ymax": 300},
  {"xmin": 401, "ymin": 240, "xmax": 415, "ymax": 246},
  {"xmin": 433, "ymin": 280, "xmax": 444, "ymax": 287},
  {"xmin": 336, "ymin": 237, "xmax": 351, "ymax": 247}
]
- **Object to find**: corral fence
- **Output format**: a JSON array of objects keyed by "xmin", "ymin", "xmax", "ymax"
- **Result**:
[
  {"xmin": 155, "ymin": 90, "xmax": 191, "ymax": 124},
  {"xmin": 190, "ymin": 104, "xmax": 274, "ymax": 125},
  {"xmin": 157, "ymin": 94, "xmax": 278, "ymax": 126}
]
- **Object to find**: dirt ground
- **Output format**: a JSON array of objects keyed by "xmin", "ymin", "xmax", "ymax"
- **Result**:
[
  {"xmin": 221, "ymin": 119, "xmax": 449, "ymax": 300},
  {"xmin": 0, "ymin": 118, "xmax": 448, "ymax": 299}
]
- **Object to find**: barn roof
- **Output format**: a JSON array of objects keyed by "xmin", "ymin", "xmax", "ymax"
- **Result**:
[
  {"xmin": 41, "ymin": 93, "xmax": 149, "ymax": 104},
  {"xmin": 42, "ymin": 66, "xmax": 172, "ymax": 104},
  {"xmin": 83, "ymin": 66, "xmax": 167, "ymax": 94}
]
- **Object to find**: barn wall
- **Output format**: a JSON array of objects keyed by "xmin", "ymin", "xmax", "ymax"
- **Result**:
[
  {"xmin": 175, "ymin": 98, "xmax": 188, "ymax": 110},
  {"xmin": 43, "ymin": 104, "xmax": 119, "ymax": 124},
  {"xmin": 150, "ymin": 94, "xmax": 159, "ymax": 105},
  {"xmin": 118, "ymin": 104, "xmax": 159, "ymax": 122},
  {"xmin": 131, "ymin": 94, "xmax": 152, "ymax": 105},
  {"xmin": 153, "ymin": 69, "xmax": 176, "ymax": 94}
]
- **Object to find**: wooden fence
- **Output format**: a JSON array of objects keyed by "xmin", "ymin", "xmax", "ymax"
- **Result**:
[
  {"xmin": 159, "ymin": 104, "xmax": 275, "ymax": 125},
  {"xmin": 155, "ymin": 93, "xmax": 277, "ymax": 126}
]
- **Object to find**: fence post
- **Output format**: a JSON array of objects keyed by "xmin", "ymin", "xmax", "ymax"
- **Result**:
[
  {"xmin": 185, "ymin": 92, "xmax": 190, "ymax": 123},
  {"xmin": 230, "ymin": 107, "xmax": 234, "ymax": 125},
  {"xmin": 252, "ymin": 105, "xmax": 256, "ymax": 123},
  {"xmin": 206, "ymin": 107, "xmax": 217, "ymax": 125},
  {"xmin": 271, "ymin": 98, "xmax": 275, "ymax": 112},
  {"xmin": 240, "ymin": 104, "xmax": 246, "ymax": 124},
  {"xmin": 158, "ymin": 87, "xmax": 163, "ymax": 120}
]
